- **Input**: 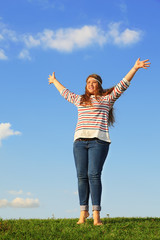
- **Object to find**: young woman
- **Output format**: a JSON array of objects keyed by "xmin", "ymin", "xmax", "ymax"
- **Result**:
[{"xmin": 48, "ymin": 58, "xmax": 150, "ymax": 225}]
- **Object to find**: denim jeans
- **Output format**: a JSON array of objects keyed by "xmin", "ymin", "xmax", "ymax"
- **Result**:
[{"xmin": 73, "ymin": 138, "xmax": 110, "ymax": 211}]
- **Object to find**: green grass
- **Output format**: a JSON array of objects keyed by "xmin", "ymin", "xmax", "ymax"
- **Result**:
[{"xmin": 0, "ymin": 217, "xmax": 160, "ymax": 240}]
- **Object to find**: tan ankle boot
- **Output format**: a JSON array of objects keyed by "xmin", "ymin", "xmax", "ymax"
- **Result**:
[
  {"xmin": 77, "ymin": 210, "xmax": 89, "ymax": 224},
  {"xmin": 93, "ymin": 210, "xmax": 103, "ymax": 225}
]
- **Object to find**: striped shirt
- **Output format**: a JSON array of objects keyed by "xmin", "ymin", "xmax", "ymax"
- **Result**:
[{"xmin": 60, "ymin": 78, "xmax": 130, "ymax": 142}]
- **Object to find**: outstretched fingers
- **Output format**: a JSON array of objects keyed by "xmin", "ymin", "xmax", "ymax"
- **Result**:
[
  {"xmin": 143, "ymin": 59, "xmax": 150, "ymax": 62},
  {"xmin": 48, "ymin": 72, "xmax": 56, "ymax": 84},
  {"xmin": 143, "ymin": 59, "xmax": 151, "ymax": 69}
]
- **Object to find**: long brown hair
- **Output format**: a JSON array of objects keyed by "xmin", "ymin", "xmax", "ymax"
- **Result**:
[{"xmin": 80, "ymin": 74, "xmax": 115, "ymax": 126}]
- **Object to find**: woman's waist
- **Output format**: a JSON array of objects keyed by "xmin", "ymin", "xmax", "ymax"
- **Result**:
[{"xmin": 75, "ymin": 137, "xmax": 98, "ymax": 142}]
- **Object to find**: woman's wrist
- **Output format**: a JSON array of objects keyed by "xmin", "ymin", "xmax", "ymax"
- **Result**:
[
  {"xmin": 52, "ymin": 78, "xmax": 56, "ymax": 84},
  {"xmin": 133, "ymin": 66, "xmax": 138, "ymax": 72}
]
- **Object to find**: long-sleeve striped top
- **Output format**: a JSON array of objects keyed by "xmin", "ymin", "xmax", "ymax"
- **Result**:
[{"xmin": 60, "ymin": 78, "xmax": 130, "ymax": 142}]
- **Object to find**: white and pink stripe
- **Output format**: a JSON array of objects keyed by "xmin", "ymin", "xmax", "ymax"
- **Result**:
[{"xmin": 61, "ymin": 78, "xmax": 130, "ymax": 142}]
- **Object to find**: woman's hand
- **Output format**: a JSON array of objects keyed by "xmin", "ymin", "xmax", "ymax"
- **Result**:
[
  {"xmin": 48, "ymin": 72, "xmax": 56, "ymax": 84},
  {"xmin": 134, "ymin": 58, "xmax": 151, "ymax": 70},
  {"xmin": 48, "ymin": 72, "xmax": 65, "ymax": 92},
  {"xmin": 124, "ymin": 58, "xmax": 151, "ymax": 82}
]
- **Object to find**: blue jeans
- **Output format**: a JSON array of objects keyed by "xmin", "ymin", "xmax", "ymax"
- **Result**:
[{"xmin": 73, "ymin": 138, "xmax": 110, "ymax": 211}]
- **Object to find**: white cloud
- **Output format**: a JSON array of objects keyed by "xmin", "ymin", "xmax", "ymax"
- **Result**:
[
  {"xmin": 108, "ymin": 22, "xmax": 142, "ymax": 46},
  {"xmin": 24, "ymin": 25, "xmax": 107, "ymax": 52},
  {"xmin": 10, "ymin": 198, "xmax": 40, "ymax": 208},
  {"xmin": 23, "ymin": 23, "xmax": 142, "ymax": 52},
  {"xmin": 0, "ymin": 49, "xmax": 8, "ymax": 60},
  {"xmin": 0, "ymin": 123, "xmax": 21, "ymax": 146},
  {"xmin": 18, "ymin": 49, "xmax": 31, "ymax": 60},
  {"xmin": 0, "ymin": 199, "xmax": 8, "ymax": 208},
  {"xmin": 66, "ymin": 208, "xmax": 78, "ymax": 213},
  {"xmin": 24, "ymin": 35, "xmax": 40, "ymax": 48},
  {"xmin": 0, "ymin": 198, "xmax": 40, "ymax": 208},
  {"xmin": 8, "ymin": 190, "xmax": 32, "ymax": 196},
  {"xmin": 73, "ymin": 191, "xmax": 78, "ymax": 195},
  {"xmin": 7, "ymin": 190, "xmax": 32, "ymax": 196},
  {"xmin": 0, "ymin": 19, "xmax": 143, "ymax": 57},
  {"xmin": 2, "ymin": 28, "xmax": 18, "ymax": 42},
  {"xmin": 0, "ymin": 21, "xmax": 18, "ymax": 42},
  {"xmin": 118, "ymin": 28, "xmax": 141, "ymax": 45},
  {"xmin": 8, "ymin": 190, "xmax": 23, "ymax": 195}
]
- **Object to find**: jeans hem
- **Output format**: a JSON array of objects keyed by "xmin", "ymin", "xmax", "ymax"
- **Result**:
[
  {"xmin": 80, "ymin": 205, "xmax": 89, "ymax": 211},
  {"xmin": 92, "ymin": 205, "xmax": 101, "ymax": 211}
]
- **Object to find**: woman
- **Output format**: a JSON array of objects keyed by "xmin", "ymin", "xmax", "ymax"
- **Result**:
[{"xmin": 48, "ymin": 58, "xmax": 150, "ymax": 225}]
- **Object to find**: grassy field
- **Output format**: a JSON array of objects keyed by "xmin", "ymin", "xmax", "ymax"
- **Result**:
[{"xmin": 0, "ymin": 217, "xmax": 160, "ymax": 240}]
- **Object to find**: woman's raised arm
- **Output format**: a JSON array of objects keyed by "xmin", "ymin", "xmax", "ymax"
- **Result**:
[
  {"xmin": 124, "ymin": 58, "xmax": 151, "ymax": 82},
  {"xmin": 48, "ymin": 72, "xmax": 66, "ymax": 93}
]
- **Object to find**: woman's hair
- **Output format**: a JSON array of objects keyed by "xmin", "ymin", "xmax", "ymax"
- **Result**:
[{"xmin": 80, "ymin": 74, "xmax": 115, "ymax": 126}]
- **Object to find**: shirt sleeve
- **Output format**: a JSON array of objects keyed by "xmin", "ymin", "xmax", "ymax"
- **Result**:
[
  {"xmin": 107, "ymin": 78, "xmax": 130, "ymax": 107},
  {"xmin": 60, "ymin": 88, "xmax": 80, "ymax": 106}
]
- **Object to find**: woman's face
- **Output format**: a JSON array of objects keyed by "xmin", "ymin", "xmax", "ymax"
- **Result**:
[{"xmin": 86, "ymin": 77, "xmax": 99, "ymax": 94}]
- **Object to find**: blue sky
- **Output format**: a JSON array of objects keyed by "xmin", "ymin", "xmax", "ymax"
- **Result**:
[{"xmin": 0, "ymin": 0, "xmax": 160, "ymax": 219}]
